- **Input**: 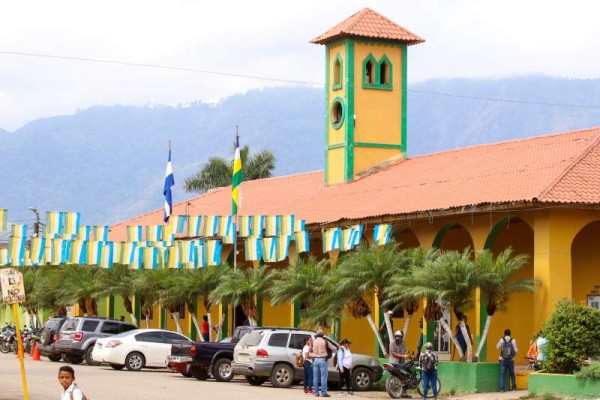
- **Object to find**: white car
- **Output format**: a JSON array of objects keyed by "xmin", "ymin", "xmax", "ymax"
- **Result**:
[{"xmin": 92, "ymin": 329, "xmax": 190, "ymax": 371}]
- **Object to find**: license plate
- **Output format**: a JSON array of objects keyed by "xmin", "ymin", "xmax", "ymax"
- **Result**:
[{"xmin": 168, "ymin": 356, "xmax": 192, "ymax": 363}]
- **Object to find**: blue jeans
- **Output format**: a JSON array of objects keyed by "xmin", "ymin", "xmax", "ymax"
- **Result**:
[
  {"xmin": 313, "ymin": 357, "xmax": 329, "ymax": 395},
  {"xmin": 500, "ymin": 359, "xmax": 516, "ymax": 391},
  {"xmin": 303, "ymin": 361, "xmax": 313, "ymax": 390},
  {"xmin": 422, "ymin": 370, "xmax": 438, "ymax": 399}
]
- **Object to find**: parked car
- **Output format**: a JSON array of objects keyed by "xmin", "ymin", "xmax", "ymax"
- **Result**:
[
  {"xmin": 93, "ymin": 329, "xmax": 190, "ymax": 371},
  {"xmin": 54, "ymin": 317, "xmax": 137, "ymax": 365},
  {"xmin": 38, "ymin": 316, "xmax": 68, "ymax": 361},
  {"xmin": 232, "ymin": 328, "xmax": 383, "ymax": 391},
  {"xmin": 167, "ymin": 325, "xmax": 254, "ymax": 381}
]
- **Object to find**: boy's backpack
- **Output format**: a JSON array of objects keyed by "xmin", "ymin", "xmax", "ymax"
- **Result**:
[
  {"xmin": 423, "ymin": 353, "xmax": 436, "ymax": 373},
  {"xmin": 70, "ymin": 384, "xmax": 90, "ymax": 400},
  {"xmin": 296, "ymin": 352, "xmax": 305, "ymax": 368},
  {"xmin": 501, "ymin": 337, "xmax": 515, "ymax": 360}
]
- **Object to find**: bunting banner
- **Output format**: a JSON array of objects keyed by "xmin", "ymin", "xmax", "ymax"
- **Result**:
[
  {"xmin": 187, "ymin": 215, "xmax": 202, "ymax": 237},
  {"xmin": 203, "ymin": 240, "xmax": 222, "ymax": 266},
  {"xmin": 30, "ymin": 237, "xmax": 46, "ymax": 265},
  {"xmin": 244, "ymin": 237, "xmax": 262, "ymax": 261},
  {"xmin": 178, "ymin": 240, "xmax": 194, "ymax": 269},
  {"xmin": 78, "ymin": 225, "xmax": 92, "ymax": 241},
  {"xmin": 261, "ymin": 237, "xmax": 277, "ymax": 263},
  {"xmin": 130, "ymin": 247, "xmax": 143, "ymax": 270},
  {"xmin": 8, "ymin": 236, "xmax": 26, "ymax": 266},
  {"xmin": 0, "ymin": 248, "xmax": 9, "ymax": 266},
  {"xmin": 100, "ymin": 243, "xmax": 114, "ymax": 268},
  {"xmin": 11, "ymin": 224, "xmax": 27, "ymax": 237},
  {"xmin": 143, "ymin": 247, "xmax": 158, "ymax": 269},
  {"xmin": 174, "ymin": 215, "xmax": 187, "ymax": 234},
  {"xmin": 202, "ymin": 215, "xmax": 220, "ymax": 237},
  {"xmin": 119, "ymin": 242, "xmax": 137, "ymax": 265},
  {"xmin": 322, "ymin": 227, "xmax": 342, "ymax": 252},
  {"xmin": 279, "ymin": 215, "xmax": 295, "ymax": 236},
  {"xmin": 373, "ymin": 224, "xmax": 392, "ymax": 246},
  {"xmin": 51, "ymin": 238, "xmax": 68, "ymax": 265},
  {"xmin": 70, "ymin": 240, "xmax": 87, "ymax": 264},
  {"xmin": 145, "ymin": 225, "xmax": 164, "ymax": 242},
  {"xmin": 219, "ymin": 215, "xmax": 234, "ymax": 244},
  {"xmin": 93, "ymin": 226, "xmax": 109, "ymax": 242},
  {"xmin": 342, "ymin": 224, "xmax": 363, "ymax": 251},
  {"xmin": 126, "ymin": 226, "xmax": 143, "ymax": 242},
  {"xmin": 87, "ymin": 241, "xmax": 103, "ymax": 265},
  {"xmin": 293, "ymin": 230, "xmax": 310, "ymax": 253},
  {"xmin": 61, "ymin": 233, "xmax": 78, "ymax": 240},
  {"xmin": 194, "ymin": 241, "xmax": 206, "ymax": 268},
  {"xmin": 294, "ymin": 218, "xmax": 306, "ymax": 233},
  {"xmin": 238, "ymin": 216, "xmax": 252, "ymax": 237},
  {"xmin": 264, "ymin": 215, "xmax": 281, "ymax": 237},
  {"xmin": 251, "ymin": 215, "xmax": 264, "ymax": 238},
  {"xmin": 0, "ymin": 209, "xmax": 7, "ymax": 231},
  {"xmin": 63, "ymin": 212, "xmax": 81, "ymax": 236},
  {"xmin": 45, "ymin": 211, "xmax": 64, "ymax": 237},
  {"xmin": 276, "ymin": 235, "xmax": 291, "ymax": 261},
  {"xmin": 168, "ymin": 244, "xmax": 182, "ymax": 269}
]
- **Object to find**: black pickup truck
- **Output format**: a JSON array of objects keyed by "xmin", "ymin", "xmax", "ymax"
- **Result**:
[{"xmin": 167, "ymin": 326, "xmax": 253, "ymax": 382}]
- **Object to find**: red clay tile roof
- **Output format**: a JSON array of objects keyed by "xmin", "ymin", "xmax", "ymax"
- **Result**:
[
  {"xmin": 311, "ymin": 7, "xmax": 425, "ymax": 45},
  {"xmin": 110, "ymin": 127, "xmax": 600, "ymax": 241}
]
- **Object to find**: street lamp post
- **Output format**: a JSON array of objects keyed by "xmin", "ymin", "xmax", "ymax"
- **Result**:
[{"xmin": 28, "ymin": 207, "xmax": 40, "ymax": 237}]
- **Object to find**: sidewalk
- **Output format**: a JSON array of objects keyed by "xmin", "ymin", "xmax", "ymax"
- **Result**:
[{"xmin": 357, "ymin": 389, "xmax": 529, "ymax": 400}]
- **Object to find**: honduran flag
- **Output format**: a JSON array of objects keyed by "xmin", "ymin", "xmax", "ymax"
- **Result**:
[{"xmin": 163, "ymin": 147, "xmax": 175, "ymax": 223}]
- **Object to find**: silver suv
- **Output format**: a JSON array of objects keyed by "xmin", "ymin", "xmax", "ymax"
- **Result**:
[
  {"xmin": 54, "ymin": 317, "xmax": 137, "ymax": 365},
  {"xmin": 232, "ymin": 328, "xmax": 382, "ymax": 391}
]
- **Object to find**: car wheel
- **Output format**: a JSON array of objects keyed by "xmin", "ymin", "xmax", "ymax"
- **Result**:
[
  {"xmin": 110, "ymin": 363, "xmax": 125, "ymax": 370},
  {"xmin": 212, "ymin": 358, "xmax": 234, "ymax": 382},
  {"xmin": 125, "ymin": 352, "xmax": 145, "ymax": 371},
  {"xmin": 351, "ymin": 366, "xmax": 374, "ymax": 391},
  {"xmin": 70, "ymin": 355, "xmax": 84, "ymax": 365},
  {"xmin": 85, "ymin": 346, "xmax": 100, "ymax": 366},
  {"xmin": 181, "ymin": 370, "xmax": 192, "ymax": 378},
  {"xmin": 270, "ymin": 363, "xmax": 295, "ymax": 388},
  {"xmin": 245, "ymin": 376, "xmax": 267, "ymax": 386},
  {"xmin": 48, "ymin": 354, "xmax": 62, "ymax": 362},
  {"xmin": 190, "ymin": 365, "xmax": 209, "ymax": 380}
]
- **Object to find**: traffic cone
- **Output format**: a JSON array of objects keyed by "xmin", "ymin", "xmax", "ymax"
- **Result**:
[{"xmin": 32, "ymin": 342, "xmax": 41, "ymax": 361}]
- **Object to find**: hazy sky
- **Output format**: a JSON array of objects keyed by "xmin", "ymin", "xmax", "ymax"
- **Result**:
[{"xmin": 1, "ymin": 0, "xmax": 599, "ymax": 131}]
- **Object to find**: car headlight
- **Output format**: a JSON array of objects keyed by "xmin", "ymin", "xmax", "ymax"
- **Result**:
[{"xmin": 106, "ymin": 340, "xmax": 122, "ymax": 348}]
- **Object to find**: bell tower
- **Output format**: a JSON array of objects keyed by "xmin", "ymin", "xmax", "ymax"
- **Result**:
[{"xmin": 311, "ymin": 8, "xmax": 425, "ymax": 185}]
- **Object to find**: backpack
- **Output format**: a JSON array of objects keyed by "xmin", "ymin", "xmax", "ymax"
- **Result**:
[
  {"xmin": 501, "ymin": 337, "xmax": 515, "ymax": 360},
  {"xmin": 333, "ymin": 348, "xmax": 344, "ymax": 368},
  {"xmin": 296, "ymin": 352, "xmax": 305, "ymax": 368},
  {"xmin": 70, "ymin": 384, "xmax": 90, "ymax": 400},
  {"xmin": 423, "ymin": 353, "xmax": 436, "ymax": 373}
]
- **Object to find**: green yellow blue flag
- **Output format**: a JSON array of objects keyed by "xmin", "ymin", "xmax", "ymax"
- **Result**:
[{"xmin": 232, "ymin": 135, "xmax": 243, "ymax": 215}]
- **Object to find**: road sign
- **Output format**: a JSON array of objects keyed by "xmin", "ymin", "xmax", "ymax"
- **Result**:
[{"xmin": 0, "ymin": 268, "xmax": 26, "ymax": 305}]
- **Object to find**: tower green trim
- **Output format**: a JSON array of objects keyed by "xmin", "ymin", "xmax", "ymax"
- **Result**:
[
  {"xmin": 354, "ymin": 142, "xmax": 403, "ymax": 149},
  {"xmin": 345, "ymin": 39, "xmax": 355, "ymax": 182},
  {"xmin": 324, "ymin": 46, "xmax": 330, "ymax": 185},
  {"xmin": 401, "ymin": 43, "xmax": 408, "ymax": 155}
]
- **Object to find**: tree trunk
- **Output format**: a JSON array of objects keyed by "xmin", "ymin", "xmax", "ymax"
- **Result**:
[
  {"xmin": 129, "ymin": 313, "xmax": 138, "ymax": 327},
  {"xmin": 403, "ymin": 313, "xmax": 413, "ymax": 337},
  {"xmin": 189, "ymin": 305, "xmax": 203, "ymax": 342},
  {"xmin": 216, "ymin": 313, "xmax": 226, "ymax": 341},
  {"xmin": 383, "ymin": 310, "xmax": 395, "ymax": 347},
  {"xmin": 366, "ymin": 314, "xmax": 388, "ymax": 357},
  {"xmin": 171, "ymin": 312, "xmax": 183, "ymax": 334},
  {"xmin": 475, "ymin": 314, "xmax": 493, "ymax": 359},
  {"xmin": 459, "ymin": 320, "xmax": 473, "ymax": 362},
  {"xmin": 145, "ymin": 311, "xmax": 150, "ymax": 329},
  {"xmin": 439, "ymin": 318, "xmax": 464, "ymax": 359},
  {"xmin": 124, "ymin": 296, "xmax": 136, "ymax": 326}
]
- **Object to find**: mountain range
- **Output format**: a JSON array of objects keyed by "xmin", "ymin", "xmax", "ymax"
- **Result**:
[{"xmin": 1, "ymin": 76, "xmax": 600, "ymax": 230}]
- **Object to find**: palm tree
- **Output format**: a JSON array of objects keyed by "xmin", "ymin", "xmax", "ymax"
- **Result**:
[
  {"xmin": 55, "ymin": 265, "xmax": 102, "ymax": 316},
  {"xmin": 22, "ymin": 267, "xmax": 41, "ymax": 328},
  {"xmin": 184, "ymin": 144, "xmax": 276, "ymax": 193},
  {"xmin": 301, "ymin": 266, "xmax": 346, "ymax": 336},
  {"xmin": 33, "ymin": 266, "xmax": 68, "ymax": 317},
  {"xmin": 96, "ymin": 264, "xmax": 139, "ymax": 326},
  {"xmin": 474, "ymin": 248, "xmax": 539, "ymax": 359},
  {"xmin": 408, "ymin": 249, "xmax": 479, "ymax": 361},
  {"xmin": 158, "ymin": 270, "xmax": 188, "ymax": 334},
  {"xmin": 336, "ymin": 244, "xmax": 406, "ymax": 355},
  {"xmin": 189, "ymin": 265, "xmax": 222, "ymax": 341},
  {"xmin": 133, "ymin": 269, "xmax": 167, "ymax": 329},
  {"xmin": 209, "ymin": 266, "xmax": 271, "ymax": 326}
]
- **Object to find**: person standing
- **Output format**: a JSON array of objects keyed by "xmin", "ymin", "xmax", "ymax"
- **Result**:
[
  {"xmin": 496, "ymin": 328, "xmax": 518, "ymax": 392},
  {"xmin": 337, "ymin": 339, "xmax": 354, "ymax": 396},
  {"xmin": 313, "ymin": 329, "xmax": 336, "ymax": 397},
  {"xmin": 58, "ymin": 366, "xmax": 85, "ymax": 400},
  {"xmin": 535, "ymin": 330, "xmax": 547, "ymax": 370},
  {"xmin": 389, "ymin": 330, "xmax": 411, "ymax": 398},
  {"xmin": 419, "ymin": 342, "xmax": 439, "ymax": 400},
  {"xmin": 201, "ymin": 315, "xmax": 210, "ymax": 342},
  {"xmin": 303, "ymin": 337, "xmax": 314, "ymax": 394}
]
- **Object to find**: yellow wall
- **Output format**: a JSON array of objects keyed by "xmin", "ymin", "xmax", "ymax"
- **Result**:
[
  {"xmin": 262, "ymin": 300, "xmax": 292, "ymax": 327},
  {"xmin": 327, "ymin": 147, "xmax": 345, "ymax": 185},
  {"xmin": 354, "ymin": 147, "xmax": 400, "ymax": 175}
]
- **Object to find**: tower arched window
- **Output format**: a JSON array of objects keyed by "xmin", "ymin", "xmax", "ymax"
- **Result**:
[
  {"xmin": 362, "ymin": 54, "xmax": 393, "ymax": 90},
  {"xmin": 333, "ymin": 54, "xmax": 343, "ymax": 90},
  {"xmin": 365, "ymin": 60, "xmax": 374, "ymax": 84},
  {"xmin": 379, "ymin": 61, "xmax": 389, "ymax": 85}
]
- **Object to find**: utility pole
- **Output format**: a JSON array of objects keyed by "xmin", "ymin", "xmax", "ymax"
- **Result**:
[{"xmin": 28, "ymin": 207, "xmax": 40, "ymax": 237}]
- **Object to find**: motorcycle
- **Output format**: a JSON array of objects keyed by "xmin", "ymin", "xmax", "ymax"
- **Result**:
[
  {"xmin": 383, "ymin": 359, "xmax": 441, "ymax": 399},
  {"xmin": 0, "ymin": 325, "xmax": 16, "ymax": 354}
]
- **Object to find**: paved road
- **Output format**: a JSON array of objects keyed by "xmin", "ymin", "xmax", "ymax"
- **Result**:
[{"xmin": 0, "ymin": 353, "xmax": 528, "ymax": 400}]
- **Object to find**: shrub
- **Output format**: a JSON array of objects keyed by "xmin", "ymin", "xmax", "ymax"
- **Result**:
[
  {"xmin": 575, "ymin": 363, "xmax": 600, "ymax": 380},
  {"xmin": 542, "ymin": 299, "xmax": 600, "ymax": 374}
]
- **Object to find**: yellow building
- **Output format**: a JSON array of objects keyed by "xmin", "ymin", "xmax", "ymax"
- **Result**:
[{"xmin": 110, "ymin": 8, "xmax": 600, "ymax": 363}]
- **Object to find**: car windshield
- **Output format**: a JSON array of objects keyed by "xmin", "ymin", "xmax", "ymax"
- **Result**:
[{"xmin": 237, "ymin": 330, "xmax": 264, "ymax": 347}]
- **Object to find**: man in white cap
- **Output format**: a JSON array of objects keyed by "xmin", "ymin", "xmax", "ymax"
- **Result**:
[
  {"xmin": 389, "ymin": 330, "xmax": 411, "ymax": 398},
  {"xmin": 312, "ymin": 329, "xmax": 336, "ymax": 397}
]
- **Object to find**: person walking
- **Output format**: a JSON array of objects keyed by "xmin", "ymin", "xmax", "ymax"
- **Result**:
[
  {"xmin": 496, "ymin": 328, "xmax": 518, "ymax": 392},
  {"xmin": 313, "ymin": 329, "xmax": 336, "ymax": 397},
  {"xmin": 389, "ymin": 330, "xmax": 411, "ymax": 398},
  {"xmin": 337, "ymin": 339, "xmax": 354, "ymax": 396},
  {"xmin": 303, "ymin": 337, "xmax": 314, "ymax": 394},
  {"xmin": 201, "ymin": 315, "xmax": 210, "ymax": 342},
  {"xmin": 419, "ymin": 342, "xmax": 439, "ymax": 400}
]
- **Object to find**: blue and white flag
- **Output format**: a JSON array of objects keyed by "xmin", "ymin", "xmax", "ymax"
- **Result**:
[{"xmin": 163, "ymin": 147, "xmax": 175, "ymax": 223}]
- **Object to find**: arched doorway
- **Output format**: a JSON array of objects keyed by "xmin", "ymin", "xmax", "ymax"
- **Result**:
[{"xmin": 571, "ymin": 221, "xmax": 600, "ymax": 310}]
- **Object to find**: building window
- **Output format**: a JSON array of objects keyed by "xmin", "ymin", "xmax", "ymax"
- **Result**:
[
  {"xmin": 379, "ymin": 61, "xmax": 388, "ymax": 85},
  {"xmin": 330, "ymin": 98, "xmax": 345, "ymax": 130},
  {"xmin": 365, "ymin": 60, "xmax": 374, "ymax": 84},
  {"xmin": 333, "ymin": 54, "xmax": 343, "ymax": 90},
  {"xmin": 362, "ymin": 54, "xmax": 393, "ymax": 90}
]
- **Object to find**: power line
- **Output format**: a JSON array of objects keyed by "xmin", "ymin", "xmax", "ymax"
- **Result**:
[{"xmin": 2, "ymin": 50, "xmax": 600, "ymax": 111}]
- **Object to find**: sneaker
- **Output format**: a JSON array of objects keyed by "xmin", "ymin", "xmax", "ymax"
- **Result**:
[
  {"xmin": 322, "ymin": 394, "xmax": 331, "ymax": 398},
  {"xmin": 314, "ymin": 394, "xmax": 320, "ymax": 397},
  {"xmin": 308, "ymin": 390, "xmax": 315, "ymax": 395},
  {"xmin": 401, "ymin": 395, "xmax": 412, "ymax": 399}
]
